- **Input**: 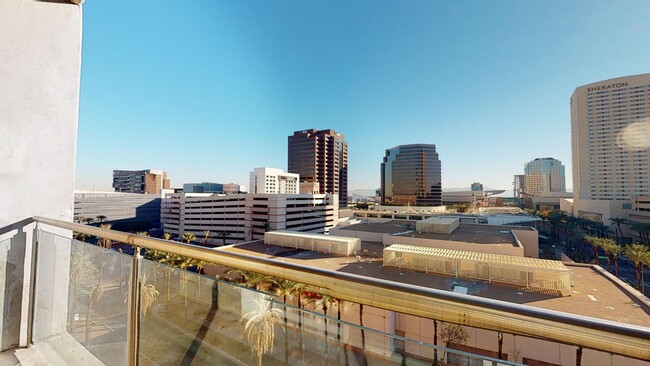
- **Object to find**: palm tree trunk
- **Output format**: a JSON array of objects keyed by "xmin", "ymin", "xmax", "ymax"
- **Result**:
[
  {"xmin": 636, "ymin": 264, "xmax": 642, "ymax": 290},
  {"xmin": 323, "ymin": 306, "xmax": 328, "ymax": 340},
  {"xmin": 69, "ymin": 283, "xmax": 78, "ymax": 331},
  {"xmin": 433, "ymin": 319, "xmax": 438, "ymax": 366},
  {"xmin": 85, "ymin": 296, "xmax": 95, "ymax": 345},
  {"xmin": 360, "ymin": 303, "xmax": 366, "ymax": 350},
  {"xmin": 497, "ymin": 331, "xmax": 503, "ymax": 359},
  {"xmin": 614, "ymin": 257, "xmax": 619, "ymax": 277},
  {"xmin": 576, "ymin": 346, "xmax": 583, "ymax": 366},
  {"xmin": 119, "ymin": 255, "xmax": 124, "ymax": 293},
  {"xmin": 298, "ymin": 292, "xmax": 302, "ymax": 328},
  {"xmin": 592, "ymin": 246, "xmax": 598, "ymax": 264},
  {"xmin": 283, "ymin": 294, "xmax": 289, "ymax": 365},
  {"xmin": 337, "ymin": 300, "xmax": 341, "ymax": 341},
  {"xmin": 167, "ymin": 269, "xmax": 171, "ymax": 301}
]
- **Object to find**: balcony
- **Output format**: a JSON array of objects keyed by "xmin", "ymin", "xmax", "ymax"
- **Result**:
[{"xmin": 1, "ymin": 217, "xmax": 649, "ymax": 365}]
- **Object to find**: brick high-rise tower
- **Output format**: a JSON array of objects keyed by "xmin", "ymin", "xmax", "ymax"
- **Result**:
[{"xmin": 288, "ymin": 129, "xmax": 348, "ymax": 206}]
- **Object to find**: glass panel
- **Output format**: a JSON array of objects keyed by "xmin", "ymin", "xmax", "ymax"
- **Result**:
[
  {"xmin": 137, "ymin": 257, "xmax": 523, "ymax": 365},
  {"xmin": 0, "ymin": 233, "xmax": 25, "ymax": 349},
  {"xmin": 138, "ymin": 258, "xmax": 273, "ymax": 365},
  {"xmin": 34, "ymin": 230, "xmax": 130, "ymax": 366}
]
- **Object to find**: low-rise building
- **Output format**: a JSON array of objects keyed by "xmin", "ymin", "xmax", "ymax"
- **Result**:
[
  {"xmin": 330, "ymin": 219, "xmax": 539, "ymax": 258},
  {"xmin": 442, "ymin": 189, "xmax": 505, "ymax": 206},
  {"xmin": 183, "ymin": 182, "xmax": 224, "ymax": 193},
  {"xmin": 162, "ymin": 192, "xmax": 338, "ymax": 244},
  {"xmin": 523, "ymin": 191, "xmax": 574, "ymax": 211},
  {"xmin": 249, "ymin": 167, "xmax": 299, "ymax": 194},
  {"xmin": 223, "ymin": 183, "xmax": 246, "ymax": 194},
  {"xmin": 74, "ymin": 191, "xmax": 162, "ymax": 228}
]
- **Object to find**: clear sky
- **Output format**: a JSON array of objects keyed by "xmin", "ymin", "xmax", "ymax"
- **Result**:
[{"xmin": 76, "ymin": 0, "xmax": 650, "ymax": 194}]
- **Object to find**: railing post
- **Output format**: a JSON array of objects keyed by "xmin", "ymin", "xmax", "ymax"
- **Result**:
[
  {"xmin": 26, "ymin": 223, "xmax": 40, "ymax": 346},
  {"xmin": 126, "ymin": 246, "xmax": 142, "ymax": 366}
]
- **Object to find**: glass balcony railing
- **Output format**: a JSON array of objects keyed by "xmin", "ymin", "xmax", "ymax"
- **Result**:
[{"xmin": 2, "ymin": 217, "xmax": 649, "ymax": 365}]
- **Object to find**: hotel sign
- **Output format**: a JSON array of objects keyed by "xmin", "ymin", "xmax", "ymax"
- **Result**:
[{"xmin": 587, "ymin": 82, "xmax": 628, "ymax": 92}]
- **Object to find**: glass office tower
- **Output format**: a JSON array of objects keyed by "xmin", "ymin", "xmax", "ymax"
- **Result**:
[
  {"xmin": 381, "ymin": 144, "xmax": 442, "ymax": 206},
  {"xmin": 288, "ymin": 129, "xmax": 348, "ymax": 206}
]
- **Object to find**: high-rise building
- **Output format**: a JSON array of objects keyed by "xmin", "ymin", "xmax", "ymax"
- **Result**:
[
  {"xmin": 249, "ymin": 167, "xmax": 299, "ymax": 194},
  {"xmin": 381, "ymin": 144, "xmax": 442, "ymax": 206},
  {"xmin": 570, "ymin": 74, "xmax": 650, "ymax": 225},
  {"xmin": 288, "ymin": 129, "xmax": 348, "ymax": 206},
  {"xmin": 112, "ymin": 169, "xmax": 170, "ymax": 194},
  {"xmin": 523, "ymin": 158, "xmax": 566, "ymax": 194},
  {"xmin": 513, "ymin": 174, "xmax": 525, "ymax": 198}
]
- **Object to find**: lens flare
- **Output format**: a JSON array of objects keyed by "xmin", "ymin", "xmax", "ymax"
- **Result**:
[{"xmin": 616, "ymin": 118, "xmax": 650, "ymax": 150}]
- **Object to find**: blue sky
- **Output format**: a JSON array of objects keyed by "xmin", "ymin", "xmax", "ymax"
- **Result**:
[{"xmin": 76, "ymin": 0, "xmax": 650, "ymax": 193}]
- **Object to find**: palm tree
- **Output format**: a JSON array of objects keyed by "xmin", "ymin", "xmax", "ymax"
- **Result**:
[
  {"xmin": 97, "ymin": 224, "xmax": 112, "ymax": 248},
  {"xmin": 96, "ymin": 215, "xmax": 107, "ymax": 223},
  {"xmin": 141, "ymin": 273, "xmax": 160, "ymax": 315},
  {"xmin": 69, "ymin": 246, "xmax": 97, "ymax": 331},
  {"xmin": 217, "ymin": 231, "xmax": 231, "ymax": 246},
  {"xmin": 163, "ymin": 232, "xmax": 172, "ymax": 240},
  {"xmin": 609, "ymin": 218, "xmax": 627, "ymax": 243},
  {"xmin": 625, "ymin": 244, "xmax": 649, "ymax": 290},
  {"xmin": 438, "ymin": 323, "xmax": 469, "ymax": 361},
  {"xmin": 183, "ymin": 231, "xmax": 196, "ymax": 244},
  {"xmin": 630, "ymin": 222, "xmax": 650, "ymax": 245},
  {"xmin": 83, "ymin": 217, "xmax": 95, "ymax": 225},
  {"xmin": 243, "ymin": 299, "xmax": 285, "ymax": 366},
  {"xmin": 607, "ymin": 243, "xmax": 624, "ymax": 277},
  {"xmin": 225, "ymin": 269, "xmax": 270, "ymax": 290},
  {"xmin": 202, "ymin": 230, "xmax": 211, "ymax": 246},
  {"xmin": 599, "ymin": 238, "xmax": 615, "ymax": 271},
  {"xmin": 271, "ymin": 278, "xmax": 301, "ymax": 363},
  {"xmin": 271, "ymin": 279, "xmax": 300, "ymax": 323},
  {"xmin": 305, "ymin": 292, "xmax": 335, "ymax": 340},
  {"xmin": 585, "ymin": 236, "xmax": 602, "ymax": 264},
  {"xmin": 136, "ymin": 231, "xmax": 150, "ymax": 237},
  {"xmin": 75, "ymin": 232, "xmax": 89, "ymax": 242},
  {"xmin": 85, "ymin": 282, "xmax": 104, "ymax": 345},
  {"xmin": 548, "ymin": 211, "xmax": 568, "ymax": 239}
]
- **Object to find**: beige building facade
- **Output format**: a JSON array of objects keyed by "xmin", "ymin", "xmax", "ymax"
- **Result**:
[
  {"xmin": 571, "ymin": 74, "xmax": 650, "ymax": 229},
  {"xmin": 162, "ymin": 192, "xmax": 338, "ymax": 244}
]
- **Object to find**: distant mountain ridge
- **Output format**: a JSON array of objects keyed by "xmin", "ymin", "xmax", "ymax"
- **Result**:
[{"xmin": 350, "ymin": 187, "xmax": 515, "ymax": 197}]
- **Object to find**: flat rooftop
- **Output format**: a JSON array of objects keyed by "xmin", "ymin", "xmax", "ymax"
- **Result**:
[
  {"xmin": 217, "ymin": 240, "xmax": 650, "ymax": 328},
  {"xmin": 340, "ymin": 220, "xmax": 535, "ymax": 247}
]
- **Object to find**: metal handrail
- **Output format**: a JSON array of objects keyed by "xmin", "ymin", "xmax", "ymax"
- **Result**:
[{"xmin": 33, "ymin": 216, "xmax": 650, "ymax": 361}]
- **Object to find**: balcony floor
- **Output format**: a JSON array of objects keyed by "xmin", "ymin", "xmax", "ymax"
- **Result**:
[{"xmin": 0, "ymin": 332, "xmax": 104, "ymax": 366}]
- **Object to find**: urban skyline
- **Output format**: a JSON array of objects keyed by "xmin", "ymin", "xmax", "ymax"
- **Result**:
[{"xmin": 75, "ymin": 1, "xmax": 650, "ymax": 194}]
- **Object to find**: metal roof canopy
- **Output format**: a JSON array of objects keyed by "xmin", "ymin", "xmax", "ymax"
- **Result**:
[
  {"xmin": 265, "ymin": 230, "xmax": 361, "ymax": 256},
  {"xmin": 384, "ymin": 244, "xmax": 571, "ymax": 296}
]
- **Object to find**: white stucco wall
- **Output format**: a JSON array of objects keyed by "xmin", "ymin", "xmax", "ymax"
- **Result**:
[
  {"xmin": 0, "ymin": 0, "xmax": 83, "ymax": 351},
  {"xmin": 511, "ymin": 228, "xmax": 539, "ymax": 258},
  {"xmin": 0, "ymin": 0, "xmax": 82, "ymax": 226}
]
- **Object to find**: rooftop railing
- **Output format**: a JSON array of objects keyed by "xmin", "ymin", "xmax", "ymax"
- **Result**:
[{"xmin": 2, "ymin": 216, "xmax": 649, "ymax": 365}]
